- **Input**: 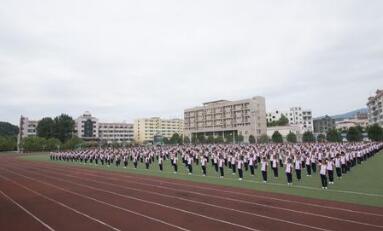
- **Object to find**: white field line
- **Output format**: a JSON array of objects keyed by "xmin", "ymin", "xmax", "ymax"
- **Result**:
[
  {"xmin": 2, "ymin": 168, "xmax": 191, "ymax": 231},
  {"xmin": 0, "ymin": 174, "xmax": 121, "ymax": 231},
  {"xmin": 0, "ymin": 189, "xmax": 55, "ymax": 231}
]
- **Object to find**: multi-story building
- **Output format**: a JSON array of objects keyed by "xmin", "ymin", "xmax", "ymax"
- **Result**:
[
  {"xmin": 336, "ymin": 118, "xmax": 369, "ymax": 131},
  {"xmin": 313, "ymin": 115, "xmax": 336, "ymax": 134},
  {"xmin": 18, "ymin": 112, "xmax": 134, "ymax": 145},
  {"xmin": 134, "ymin": 117, "xmax": 184, "ymax": 144},
  {"xmin": 267, "ymin": 106, "xmax": 313, "ymax": 132},
  {"xmin": 184, "ymin": 96, "xmax": 267, "ymax": 143},
  {"xmin": 367, "ymin": 89, "xmax": 383, "ymax": 126}
]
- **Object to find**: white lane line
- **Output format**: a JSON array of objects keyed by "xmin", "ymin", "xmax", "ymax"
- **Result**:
[
  {"xmin": 0, "ymin": 189, "xmax": 55, "ymax": 231},
  {"xmin": 31, "ymin": 160, "xmax": 383, "ymax": 217},
  {"xmin": 2, "ymin": 168, "xmax": 190, "ymax": 231},
  {"xmin": 15, "ymin": 165, "xmax": 334, "ymax": 231},
  {"xmin": 48, "ymin": 168, "xmax": 383, "ymax": 229},
  {"xmin": 0, "ymin": 174, "xmax": 121, "ymax": 231}
]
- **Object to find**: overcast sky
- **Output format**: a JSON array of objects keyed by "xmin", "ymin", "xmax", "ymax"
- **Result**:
[{"xmin": 1, "ymin": 0, "xmax": 382, "ymax": 125}]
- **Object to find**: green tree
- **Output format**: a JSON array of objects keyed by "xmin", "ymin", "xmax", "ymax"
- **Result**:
[
  {"xmin": 207, "ymin": 135, "xmax": 215, "ymax": 144},
  {"xmin": 286, "ymin": 132, "xmax": 297, "ymax": 143},
  {"xmin": 214, "ymin": 136, "xmax": 224, "ymax": 143},
  {"xmin": 317, "ymin": 134, "xmax": 326, "ymax": 142},
  {"xmin": 183, "ymin": 136, "xmax": 190, "ymax": 144},
  {"xmin": 197, "ymin": 134, "xmax": 206, "ymax": 144},
  {"xmin": 63, "ymin": 136, "xmax": 84, "ymax": 150},
  {"xmin": 236, "ymin": 134, "xmax": 244, "ymax": 143},
  {"xmin": 21, "ymin": 136, "xmax": 47, "ymax": 152},
  {"xmin": 367, "ymin": 123, "xmax": 383, "ymax": 141},
  {"xmin": 302, "ymin": 131, "xmax": 315, "ymax": 142},
  {"xmin": 53, "ymin": 114, "xmax": 75, "ymax": 143},
  {"xmin": 347, "ymin": 127, "xmax": 362, "ymax": 142},
  {"xmin": 224, "ymin": 133, "xmax": 234, "ymax": 143},
  {"xmin": 46, "ymin": 138, "xmax": 61, "ymax": 151},
  {"xmin": 258, "ymin": 134, "xmax": 270, "ymax": 144},
  {"xmin": 163, "ymin": 137, "xmax": 170, "ymax": 144},
  {"xmin": 326, "ymin": 129, "xmax": 342, "ymax": 142},
  {"xmin": 0, "ymin": 121, "xmax": 19, "ymax": 137},
  {"xmin": 170, "ymin": 133, "xmax": 181, "ymax": 144},
  {"xmin": 36, "ymin": 117, "xmax": 55, "ymax": 139},
  {"xmin": 278, "ymin": 114, "xmax": 289, "ymax": 126},
  {"xmin": 0, "ymin": 136, "xmax": 17, "ymax": 151},
  {"xmin": 272, "ymin": 131, "xmax": 283, "ymax": 143},
  {"xmin": 248, "ymin": 135, "xmax": 256, "ymax": 144},
  {"xmin": 191, "ymin": 134, "xmax": 198, "ymax": 144}
]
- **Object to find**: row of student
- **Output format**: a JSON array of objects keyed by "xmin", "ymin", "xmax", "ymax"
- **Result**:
[{"xmin": 50, "ymin": 142, "xmax": 382, "ymax": 189}]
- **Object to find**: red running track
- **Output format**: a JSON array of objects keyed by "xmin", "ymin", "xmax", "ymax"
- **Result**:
[{"xmin": 0, "ymin": 155, "xmax": 382, "ymax": 231}]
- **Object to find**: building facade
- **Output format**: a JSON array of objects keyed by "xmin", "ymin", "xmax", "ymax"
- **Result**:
[
  {"xmin": 313, "ymin": 115, "xmax": 336, "ymax": 134},
  {"xmin": 266, "ymin": 125, "xmax": 304, "ymax": 142},
  {"xmin": 267, "ymin": 106, "xmax": 313, "ymax": 132},
  {"xmin": 336, "ymin": 118, "xmax": 369, "ymax": 131},
  {"xmin": 18, "ymin": 112, "xmax": 134, "ymax": 145},
  {"xmin": 184, "ymin": 96, "xmax": 267, "ymax": 143},
  {"xmin": 367, "ymin": 89, "xmax": 383, "ymax": 126},
  {"xmin": 134, "ymin": 117, "xmax": 184, "ymax": 144}
]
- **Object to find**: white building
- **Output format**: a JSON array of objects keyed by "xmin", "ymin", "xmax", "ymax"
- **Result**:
[
  {"xmin": 336, "ymin": 118, "xmax": 369, "ymax": 131},
  {"xmin": 184, "ymin": 96, "xmax": 267, "ymax": 143},
  {"xmin": 367, "ymin": 89, "xmax": 383, "ymax": 126},
  {"xmin": 267, "ymin": 106, "xmax": 313, "ymax": 132},
  {"xmin": 18, "ymin": 112, "xmax": 134, "ymax": 144},
  {"xmin": 134, "ymin": 117, "xmax": 184, "ymax": 144},
  {"xmin": 266, "ymin": 125, "xmax": 304, "ymax": 142}
]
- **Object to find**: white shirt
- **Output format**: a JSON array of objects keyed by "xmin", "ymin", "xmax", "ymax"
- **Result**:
[{"xmin": 320, "ymin": 164, "xmax": 327, "ymax": 175}]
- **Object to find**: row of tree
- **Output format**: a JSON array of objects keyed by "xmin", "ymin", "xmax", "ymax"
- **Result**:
[
  {"xmin": 267, "ymin": 114, "xmax": 289, "ymax": 127},
  {"xmin": 36, "ymin": 114, "xmax": 75, "ymax": 143},
  {"xmin": 21, "ymin": 136, "xmax": 84, "ymax": 152},
  {"xmin": 0, "ymin": 121, "xmax": 19, "ymax": 151}
]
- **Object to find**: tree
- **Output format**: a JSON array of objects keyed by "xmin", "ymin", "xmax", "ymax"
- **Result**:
[
  {"xmin": 21, "ymin": 136, "xmax": 47, "ymax": 152},
  {"xmin": 197, "ymin": 134, "xmax": 206, "ymax": 144},
  {"xmin": 236, "ymin": 134, "xmax": 244, "ymax": 143},
  {"xmin": 0, "ymin": 136, "xmax": 17, "ymax": 151},
  {"xmin": 53, "ymin": 114, "xmax": 75, "ymax": 143},
  {"xmin": 248, "ymin": 135, "xmax": 256, "ymax": 144},
  {"xmin": 214, "ymin": 136, "xmax": 224, "ymax": 143},
  {"xmin": 326, "ymin": 129, "xmax": 342, "ymax": 142},
  {"xmin": 302, "ymin": 131, "xmax": 315, "ymax": 143},
  {"xmin": 317, "ymin": 134, "xmax": 326, "ymax": 142},
  {"xmin": 170, "ymin": 133, "xmax": 181, "ymax": 144},
  {"xmin": 191, "ymin": 134, "xmax": 198, "ymax": 144},
  {"xmin": 207, "ymin": 135, "xmax": 215, "ymax": 144},
  {"xmin": 36, "ymin": 117, "xmax": 55, "ymax": 139},
  {"xmin": 278, "ymin": 114, "xmax": 289, "ymax": 126},
  {"xmin": 258, "ymin": 134, "xmax": 270, "ymax": 144},
  {"xmin": 163, "ymin": 137, "xmax": 170, "ymax": 144},
  {"xmin": 367, "ymin": 123, "xmax": 383, "ymax": 141},
  {"xmin": 46, "ymin": 138, "xmax": 61, "ymax": 151},
  {"xmin": 183, "ymin": 136, "xmax": 190, "ymax": 144},
  {"xmin": 286, "ymin": 132, "xmax": 297, "ymax": 143},
  {"xmin": 272, "ymin": 131, "xmax": 283, "ymax": 143},
  {"xmin": 0, "ymin": 122, "xmax": 19, "ymax": 137},
  {"xmin": 224, "ymin": 133, "xmax": 234, "ymax": 143},
  {"xmin": 63, "ymin": 136, "xmax": 84, "ymax": 150},
  {"xmin": 347, "ymin": 127, "xmax": 362, "ymax": 142}
]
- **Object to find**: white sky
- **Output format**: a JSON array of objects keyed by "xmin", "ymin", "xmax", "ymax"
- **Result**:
[{"xmin": 1, "ymin": 0, "xmax": 382, "ymax": 125}]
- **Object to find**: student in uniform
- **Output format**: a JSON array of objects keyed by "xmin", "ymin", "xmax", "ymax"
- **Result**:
[
  {"xmin": 133, "ymin": 155, "xmax": 138, "ymax": 169},
  {"xmin": 305, "ymin": 155, "xmax": 312, "ymax": 176},
  {"xmin": 327, "ymin": 158, "xmax": 334, "ymax": 184},
  {"xmin": 201, "ymin": 155, "xmax": 207, "ymax": 176},
  {"xmin": 158, "ymin": 155, "xmax": 164, "ymax": 171},
  {"xmin": 237, "ymin": 156, "xmax": 244, "ymax": 181},
  {"xmin": 172, "ymin": 154, "xmax": 178, "ymax": 174},
  {"xmin": 261, "ymin": 157, "xmax": 268, "ymax": 183},
  {"xmin": 319, "ymin": 159, "xmax": 328, "ymax": 189},
  {"xmin": 231, "ymin": 156, "xmax": 236, "ymax": 175},
  {"xmin": 249, "ymin": 154, "xmax": 255, "ymax": 176},
  {"xmin": 335, "ymin": 154, "xmax": 342, "ymax": 179},
  {"xmin": 285, "ymin": 158, "xmax": 293, "ymax": 186},
  {"xmin": 218, "ymin": 155, "xmax": 225, "ymax": 178},
  {"xmin": 123, "ymin": 155, "xmax": 128, "ymax": 168},
  {"xmin": 271, "ymin": 155, "xmax": 278, "ymax": 178},
  {"xmin": 145, "ymin": 156, "xmax": 150, "ymax": 169},
  {"xmin": 187, "ymin": 155, "xmax": 193, "ymax": 175},
  {"xmin": 294, "ymin": 156, "xmax": 302, "ymax": 182}
]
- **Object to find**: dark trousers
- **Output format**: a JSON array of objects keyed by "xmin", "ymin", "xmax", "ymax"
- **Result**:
[
  {"xmin": 306, "ymin": 165, "xmax": 312, "ymax": 176},
  {"xmin": 262, "ymin": 171, "xmax": 267, "ymax": 182},
  {"xmin": 159, "ymin": 164, "xmax": 163, "ymax": 171},
  {"xmin": 202, "ymin": 165, "xmax": 206, "ymax": 175},
  {"xmin": 124, "ymin": 161, "xmax": 128, "ymax": 167},
  {"xmin": 146, "ymin": 163, "xmax": 149, "ymax": 169},
  {"xmin": 134, "ymin": 161, "xmax": 137, "ymax": 168},
  {"xmin": 220, "ymin": 167, "xmax": 224, "ymax": 177},
  {"xmin": 250, "ymin": 165, "xmax": 255, "ymax": 175},
  {"xmin": 238, "ymin": 169, "xmax": 243, "ymax": 179},
  {"xmin": 311, "ymin": 163, "xmax": 317, "ymax": 173},
  {"xmin": 295, "ymin": 169, "xmax": 301, "ymax": 180},
  {"xmin": 272, "ymin": 167, "xmax": 278, "ymax": 177},
  {"xmin": 174, "ymin": 164, "xmax": 178, "ymax": 172},
  {"xmin": 215, "ymin": 164, "xmax": 218, "ymax": 172},
  {"xmin": 286, "ymin": 173, "xmax": 292, "ymax": 183},
  {"xmin": 341, "ymin": 164, "xmax": 347, "ymax": 173},
  {"xmin": 188, "ymin": 164, "xmax": 193, "ymax": 173},
  {"xmin": 320, "ymin": 174, "xmax": 328, "ymax": 187},
  {"xmin": 336, "ymin": 167, "xmax": 342, "ymax": 178},
  {"xmin": 328, "ymin": 170, "xmax": 334, "ymax": 182},
  {"xmin": 232, "ymin": 165, "xmax": 236, "ymax": 173}
]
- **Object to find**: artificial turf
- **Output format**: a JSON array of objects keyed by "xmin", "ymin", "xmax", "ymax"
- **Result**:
[{"xmin": 15, "ymin": 151, "xmax": 383, "ymax": 207}]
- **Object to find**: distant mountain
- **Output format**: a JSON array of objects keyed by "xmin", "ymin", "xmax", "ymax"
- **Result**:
[
  {"xmin": 0, "ymin": 121, "xmax": 19, "ymax": 137},
  {"xmin": 315, "ymin": 108, "xmax": 368, "ymax": 121}
]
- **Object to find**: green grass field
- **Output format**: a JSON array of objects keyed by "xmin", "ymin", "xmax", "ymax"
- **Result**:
[{"xmin": 14, "ymin": 151, "xmax": 383, "ymax": 207}]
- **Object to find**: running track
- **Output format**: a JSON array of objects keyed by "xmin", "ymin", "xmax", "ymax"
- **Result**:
[{"xmin": 0, "ymin": 155, "xmax": 382, "ymax": 231}]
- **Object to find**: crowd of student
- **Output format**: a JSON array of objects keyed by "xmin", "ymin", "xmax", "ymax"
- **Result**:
[{"xmin": 50, "ymin": 142, "xmax": 383, "ymax": 189}]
